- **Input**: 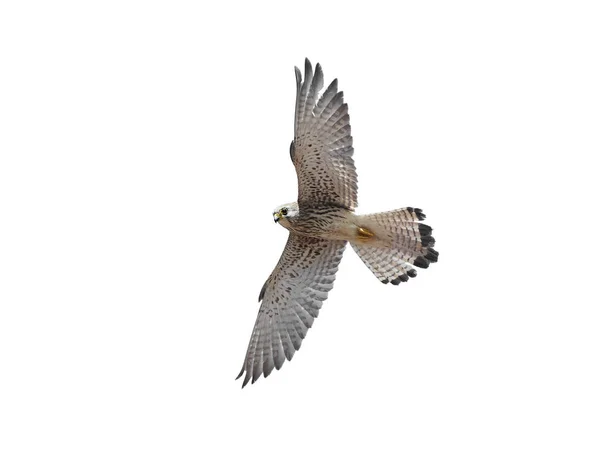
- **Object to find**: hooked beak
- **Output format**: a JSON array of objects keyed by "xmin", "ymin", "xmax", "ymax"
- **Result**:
[{"xmin": 273, "ymin": 212, "xmax": 282, "ymax": 223}]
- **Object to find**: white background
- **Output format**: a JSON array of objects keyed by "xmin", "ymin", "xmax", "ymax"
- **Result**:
[{"xmin": 1, "ymin": 1, "xmax": 599, "ymax": 449}]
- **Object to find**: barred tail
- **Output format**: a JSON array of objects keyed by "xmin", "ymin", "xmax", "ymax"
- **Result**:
[{"xmin": 350, "ymin": 207, "xmax": 438, "ymax": 285}]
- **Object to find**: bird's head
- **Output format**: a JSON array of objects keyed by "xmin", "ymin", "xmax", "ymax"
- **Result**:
[{"xmin": 273, "ymin": 202, "xmax": 299, "ymax": 229}]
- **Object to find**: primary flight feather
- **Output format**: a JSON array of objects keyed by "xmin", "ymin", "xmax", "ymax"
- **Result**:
[{"xmin": 237, "ymin": 59, "xmax": 438, "ymax": 387}]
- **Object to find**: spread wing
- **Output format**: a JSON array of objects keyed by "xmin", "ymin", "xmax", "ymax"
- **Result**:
[
  {"xmin": 236, "ymin": 234, "xmax": 347, "ymax": 387},
  {"xmin": 290, "ymin": 58, "xmax": 358, "ymax": 210}
]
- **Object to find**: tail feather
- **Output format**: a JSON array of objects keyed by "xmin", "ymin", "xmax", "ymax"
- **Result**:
[{"xmin": 351, "ymin": 207, "xmax": 437, "ymax": 284}]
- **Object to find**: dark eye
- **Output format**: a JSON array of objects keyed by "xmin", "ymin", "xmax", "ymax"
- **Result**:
[{"xmin": 281, "ymin": 207, "xmax": 288, "ymax": 216}]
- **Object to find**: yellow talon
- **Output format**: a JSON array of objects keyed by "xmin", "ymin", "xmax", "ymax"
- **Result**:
[{"xmin": 357, "ymin": 226, "xmax": 375, "ymax": 241}]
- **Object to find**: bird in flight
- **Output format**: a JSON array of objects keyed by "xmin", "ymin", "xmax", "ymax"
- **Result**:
[{"xmin": 237, "ymin": 59, "xmax": 438, "ymax": 387}]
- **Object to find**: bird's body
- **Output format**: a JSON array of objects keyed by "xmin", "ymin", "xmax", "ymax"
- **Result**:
[
  {"xmin": 237, "ymin": 59, "xmax": 438, "ymax": 387},
  {"xmin": 278, "ymin": 203, "xmax": 417, "ymax": 249}
]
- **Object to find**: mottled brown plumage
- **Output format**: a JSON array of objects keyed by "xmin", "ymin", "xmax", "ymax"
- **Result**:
[{"xmin": 237, "ymin": 59, "xmax": 438, "ymax": 387}]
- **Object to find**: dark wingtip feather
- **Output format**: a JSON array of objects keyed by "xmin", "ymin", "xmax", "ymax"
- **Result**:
[
  {"xmin": 407, "ymin": 207, "xmax": 426, "ymax": 220},
  {"xmin": 330, "ymin": 78, "xmax": 338, "ymax": 91},
  {"xmin": 413, "ymin": 256, "xmax": 430, "ymax": 269},
  {"xmin": 331, "ymin": 90, "xmax": 344, "ymax": 104},
  {"xmin": 421, "ymin": 235, "xmax": 436, "ymax": 247},
  {"xmin": 304, "ymin": 58, "xmax": 312, "ymax": 79},
  {"xmin": 312, "ymin": 64, "xmax": 324, "ymax": 96},
  {"xmin": 236, "ymin": 367, "xmax": 244, "ymax": 380},
  {"xmin": 294, "ymin": 66, "xmax": 302, "ymax": 84},
  {"xmin": 314, "ymin": 62, "xmax": 323, "ymax": 81},
  {"xmin": 381, "ymin": 278, "xmax": 389, "ymax": 284},
  {"xmin": 425, "ymin": 248, "xmax": 439, "ymax": 263},
  {"xmin": 258, "ymin": 280, "xmax": 268, "ymax": 302},
  {"xmin": 418, "ymin": 223, "xmax": 432, "ymax": 236},
  {"xmin": 407, "ymin": 269, "xmax": 417, "ymax": 278},
  {"xmin": 391, "ymin": 274, "xmax": 410, "ymax": 285},
  {"xmin": 274, "ymin": 353, "xmax": 284, "ymax": 370},
  {"xmin": 241, "ymin": 371, "xmax": 251, "ymax": 388}
]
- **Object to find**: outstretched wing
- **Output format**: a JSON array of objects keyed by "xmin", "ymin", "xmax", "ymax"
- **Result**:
[
  {"xmin": 236, "ymin": 234, "xmax": 347, "ymax": 387},
  {"xmin": 291, "ymin": 58, "xmax": 358, "ymax": 210}
]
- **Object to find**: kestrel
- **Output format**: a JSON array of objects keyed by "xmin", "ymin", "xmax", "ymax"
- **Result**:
[{"xmin": 237, "ymin": 59, "xmax": 438, "ymax": 387}]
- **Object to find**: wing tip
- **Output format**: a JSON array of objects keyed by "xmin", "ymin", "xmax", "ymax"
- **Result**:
[
  {"xmin": 236, "ymin": 366, "xmax": 245, "ymax": 380},
  {"xmin": 258, "ymin": 280, "xmax": 268, "ymax": 302},
  {"xmin": 242, "ymin": 370, "xmax": 252, "ymax": 388},
  {"xmin": 413, "ymin": 256, "xmax": 430, "ymax": 269},
  {"xmin": 314, "ymin": 62, "xmax": 323, "ymax": 78},
  {"xmin": 407, "ymin": 207, "xmax": 426, "ymax": 221},
  {"xmin": 294, "ymin": 66, "xmax": 302, "ymax": 84},
  {"xmin": 237, "ymin": 366, "xmax": 252, "ymax": 388},
  {"xmin": 304, "ymin": 57, "xmax": 312, "ymax": 73}
]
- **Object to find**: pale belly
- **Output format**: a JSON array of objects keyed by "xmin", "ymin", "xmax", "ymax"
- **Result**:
[{"xmin": 288, "ymin": 209, "xmax": 378, "ymax": 244}]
